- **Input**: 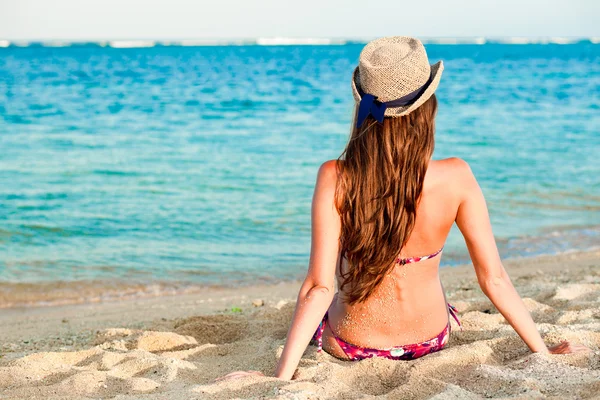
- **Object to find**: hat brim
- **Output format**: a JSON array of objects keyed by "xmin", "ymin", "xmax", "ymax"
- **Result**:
[{"xmin": 351, "ymin": 60, "xmax": 444, "ymax": 117}]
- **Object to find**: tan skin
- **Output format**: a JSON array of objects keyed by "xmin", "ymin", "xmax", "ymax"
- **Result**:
[{"xmin": 217, "ymin": 157, "xmax": 590, "ymax": 382}]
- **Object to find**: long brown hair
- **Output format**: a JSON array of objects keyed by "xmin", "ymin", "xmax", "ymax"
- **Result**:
[{"xmin": 335, "ymin": 94, "xmax": 438, "ymax": 305}]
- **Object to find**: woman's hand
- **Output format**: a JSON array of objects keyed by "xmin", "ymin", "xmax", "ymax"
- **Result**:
[
  {"xmin": 547, "ymin": 341, "xmax": 591, "ymax": 354},
  {"xmin": 214, "ymin": 370, "xmax": 265, "ymax": 382}
]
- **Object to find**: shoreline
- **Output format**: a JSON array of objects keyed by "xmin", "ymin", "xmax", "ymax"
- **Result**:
[
  {"xmin": 2, "ymin": 225, "xmax": 599, "ymax": 305},
  {"xmin": 1, "ymin": 245, "xmax": 599, "ymax": 310},
  {"xmin": 0, "ymin": 249, "xmax": 599, "ymax": 399}
]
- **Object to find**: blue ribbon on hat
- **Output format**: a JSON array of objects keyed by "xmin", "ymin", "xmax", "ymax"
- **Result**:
[
  {"xmin": 357, "ymin": 94, "xmax": 387, "ymax": 127},
  {"xmin": 356, "ymin": 72, "xmax": 433, "ymax": 128}
]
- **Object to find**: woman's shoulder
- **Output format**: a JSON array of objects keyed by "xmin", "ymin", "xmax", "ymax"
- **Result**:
[
  {"xmin": 312, "ymin": 161, "xmax": 342, "ymax": 210},
  {"xmin": 431, "ymin": 156, "xmax": 471, "ymax": 169},
  {"xmin": 427, "ymin": 157, "xmax": 481, "ymax": 209},
  {"xmin": 318, "ymin": 159, "xmax": 343, "ymax": 179},
  {"xmin": 429, "ymin": 157, "xmax": 474, "ymax": 180},
  {"xmin": 319, "ymin": 159, "xmax": 341, "ymax": 170},
  {"xmin": 426, "ymin": 157, "xmax": 478, "ymax": 199},
  {"xmin": 314, "ymin": 160, "xmax": 341, "ymax": 192}
]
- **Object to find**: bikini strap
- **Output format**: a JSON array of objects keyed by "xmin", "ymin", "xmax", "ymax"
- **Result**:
[
  {"xmin": 447, "ymin": 303, "xmax": 462, "ymax": 330},
  {"xmin": 397, "ymin": 246, "xmax": 444, "ymax": 265},
  {"xmin": 314, "ymin": 312, "xmax": 328, "ymax": 352}
]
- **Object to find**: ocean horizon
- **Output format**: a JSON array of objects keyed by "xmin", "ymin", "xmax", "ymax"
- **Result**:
[
  {"xmin": 1, "ymin": 36, "xmax": 599, "ymax": 48},
  {"xmin": 1, "ymin": 42, "xmax": 599, "ymax": 306}
]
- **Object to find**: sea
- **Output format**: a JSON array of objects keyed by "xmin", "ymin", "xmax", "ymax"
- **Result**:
[{"xmin": 1, "ymin": 40, "xmax": 599, "ymax": 306}]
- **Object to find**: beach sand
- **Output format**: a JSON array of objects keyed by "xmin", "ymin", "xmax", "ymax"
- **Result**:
[{"xmin": 0, "ymin": 250, "xmax": 599, "ymax": 399}]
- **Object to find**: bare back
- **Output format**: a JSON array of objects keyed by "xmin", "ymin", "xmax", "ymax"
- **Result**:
[{"xmin": 322, "ymin": 158, "xmax": 465, "ymax": 358}]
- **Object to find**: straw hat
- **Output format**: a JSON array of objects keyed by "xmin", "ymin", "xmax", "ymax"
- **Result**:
[{"xmin": 351, "ymin": 36, "xmax": 443, "ymax": 125}]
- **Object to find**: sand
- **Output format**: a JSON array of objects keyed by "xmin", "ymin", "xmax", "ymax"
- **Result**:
[{"xmin": 0, "ymin": 250, "xmax": 599, "ymax": 399}]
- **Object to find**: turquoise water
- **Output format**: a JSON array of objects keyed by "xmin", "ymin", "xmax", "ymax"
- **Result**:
[{"xmin": 0, "ymin": 43, "xmax": 599, "ymax": 290}]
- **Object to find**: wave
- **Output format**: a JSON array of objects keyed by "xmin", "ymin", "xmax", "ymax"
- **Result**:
[
  {"xmin": 487, "ymin": 37, "xmax": 587, "ymax": 45},
  {"xmin": 40, "ymin": 41, "xmax": 73, "ymax": 47},
  {"xmin": 422, "ymin": 37, "xmax": 487, "ymax": 45},
  {"xmin": 158, "ymin": 39, "xmax": 254, "ymax": 46},
  {"xmin": 0, "ymin": 279, "xmax": 210, "ymax": 309},
  {"xmin": 108, "ymin": 40, "xmax": 156, "ymax": 48}
]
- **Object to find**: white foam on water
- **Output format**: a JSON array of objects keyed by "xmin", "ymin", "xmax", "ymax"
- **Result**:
[
  {"xmin": 498, "ymin": 37, "xmax": 533, "ymax": 44},
  {"xmin": 492, "ymin": 36, "xmax": 585, "ymax": 45},
  {"xmin": 548, "ymin": 37, "xmax": 579, "ymax": 44},
  {"xmin": 0, "ymin": 40, "xmax": 10, "ymax": 48},
  {"xmin": 108, "ymin": 40, "xmax": 156, "ymax": 48},
  {"xmin": 422, "ymin": 37, "xmax": 487, "ymax": 45},
  {"xmin": 158, "ymin": 39, "xmax": 254, "ymax": 46},
  {"xmin": 11, "ymin": 41, "xmax": 31, "ymax": 47},
  {"xmin": 41, "ymin": 41, "xmax": 72, "ymax": 47}
]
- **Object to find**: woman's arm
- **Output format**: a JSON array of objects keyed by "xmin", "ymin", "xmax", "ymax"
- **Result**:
[
  {"xmin": 216, "ymin": 160, "xmax": 341, "ymax": 382},
  {"xmin": 274, "ymin": 160, "xmax": 341, "ymax": 379},
  {"xmin": 454, "ymin": 159, "xmax": 548, "ymax": 352}
]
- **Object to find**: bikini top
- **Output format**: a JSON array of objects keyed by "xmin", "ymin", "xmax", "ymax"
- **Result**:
[{"xmin": 396, "ymin": 246, "xmax": 443, "ymax": 265}]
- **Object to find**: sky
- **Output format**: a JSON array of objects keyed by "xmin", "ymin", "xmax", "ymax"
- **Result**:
[{"xmin": 0, "ymin": 0, "xmax": 598, "ymax": 41}]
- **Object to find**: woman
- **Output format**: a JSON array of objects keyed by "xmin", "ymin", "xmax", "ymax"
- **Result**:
[{"xmin": 219, "ymin": 36, "xmax": 588, "ymax": 382}]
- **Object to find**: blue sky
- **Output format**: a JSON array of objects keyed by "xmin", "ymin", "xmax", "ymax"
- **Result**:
[{"xmin": 0, "ymin": 0, "xmax": 598, "ymax": 40}]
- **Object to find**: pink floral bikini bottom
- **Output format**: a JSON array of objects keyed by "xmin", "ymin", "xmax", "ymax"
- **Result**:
[{"xmin": 312, "ymin": 303, "xmax": 461, "ymax": 361}]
